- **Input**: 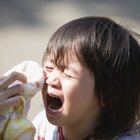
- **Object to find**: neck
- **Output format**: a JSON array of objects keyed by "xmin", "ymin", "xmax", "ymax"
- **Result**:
[
  {"xmin": 62, "ymin": 125, "xmax": 94, "ymax": 140},
  {"xmin": 62, "ymin": 110, "xmax": 101, "ymax": 140}
]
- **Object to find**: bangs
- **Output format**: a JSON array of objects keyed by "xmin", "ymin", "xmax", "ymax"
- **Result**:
[{"xmin": 42, "ymin": 23, "xmax": 85, "ymax": 70}]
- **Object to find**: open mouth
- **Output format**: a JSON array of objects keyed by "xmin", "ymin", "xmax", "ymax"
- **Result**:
[{"xmin": 47, "ymin": 93, "xmax": 63, "ymax": 111}]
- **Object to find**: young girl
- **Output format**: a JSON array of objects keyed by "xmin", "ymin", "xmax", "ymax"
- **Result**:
[
  {"xmin": 0, "ymin": 16, "xmax": 140, "ymax": 140},
  {"xmin": 33, "ymin": 16, "xmax": 140, "ymax": 140}
]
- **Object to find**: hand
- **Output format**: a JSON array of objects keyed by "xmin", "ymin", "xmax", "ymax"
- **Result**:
[{"xmin": 0, "ymin": 72, "xmax": 27, "ymax": 114}]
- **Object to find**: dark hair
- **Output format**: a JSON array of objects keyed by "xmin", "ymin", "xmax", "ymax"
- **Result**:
[{"xmin": 42, "ymin": 16, "xmax": 140, "ymax": 139}]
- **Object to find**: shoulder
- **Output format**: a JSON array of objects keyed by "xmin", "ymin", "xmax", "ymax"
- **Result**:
[
  {"xmin": 32, "ymin": 110, "xmax": 46, "ymax": 128},
  {"xmin": 115, "ymin": 123, "xmax": 140, "ymax": 140},
  {"xmin": 116, "ymin": 135, "xmax": 140, "ymax": 140},
  {"xmin": 32, "ymin": 110, "xmax": 59, "ymax": 140}
]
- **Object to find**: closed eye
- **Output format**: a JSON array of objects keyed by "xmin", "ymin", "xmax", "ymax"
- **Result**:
[
  {"xmin": 45, "ymin": 66, "xmax": 54, "ymax": 72},
  {"xmin": 64, "ymin": 73, "xmax": 74, "ymax": 79}
]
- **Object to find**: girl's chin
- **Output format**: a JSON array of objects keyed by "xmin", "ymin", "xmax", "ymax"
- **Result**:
[{"xmin": 46, "ymin": 108, "xmax": 64, "ymax": 126}]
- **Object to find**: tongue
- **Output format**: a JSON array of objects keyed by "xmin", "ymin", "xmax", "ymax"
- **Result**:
[{"xmin": 48, "ymin": 97, "xmax": 62, "ymax": 110}]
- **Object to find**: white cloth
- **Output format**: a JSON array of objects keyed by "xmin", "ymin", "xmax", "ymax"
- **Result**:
[
  {"xmin": 33, "ymin": 110, "xmax": 59, "ymax": 140},
  {"xmin": 0, "ymin": 60, "xmax": 44, "ymax": 140}
]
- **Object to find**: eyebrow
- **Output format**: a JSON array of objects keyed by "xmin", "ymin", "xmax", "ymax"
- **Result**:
[{"xmin": 46, "ymin": 58, "xmax": 83, "ymax": 75}]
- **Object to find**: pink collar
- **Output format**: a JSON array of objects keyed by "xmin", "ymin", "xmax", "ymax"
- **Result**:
[{"xmin": 59, "ymin": 127, "xmax": 63, "ymax": 140}]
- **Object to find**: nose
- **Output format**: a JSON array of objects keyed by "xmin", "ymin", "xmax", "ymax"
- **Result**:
[{"xmin": 45, "ymin": 72, "xmax": 61, "ymax": 88}]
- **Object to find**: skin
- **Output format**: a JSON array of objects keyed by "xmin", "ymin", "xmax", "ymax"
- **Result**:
[
  {"xmin": 0, "ymin": 72, "xmax": 26, "ymax": 114},
  {"xmin": 0, "ymin": 61, "xmax": 43, "ymax": 140},
  {"xmin": 42, "ymin": 56, "xmax": 102, "ymax": 140},
  {"xmin": 0, "ymin": 56, "xmax": 102, "ymax": 140}
]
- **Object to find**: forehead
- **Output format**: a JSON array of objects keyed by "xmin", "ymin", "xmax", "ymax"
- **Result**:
[
  {"xmin": 42, "ymin": 27, "xmax": 85, "ymax": 68},
  {"xmin": 45, "ymin": 50, "xmax": 80, "ymax": 65}
]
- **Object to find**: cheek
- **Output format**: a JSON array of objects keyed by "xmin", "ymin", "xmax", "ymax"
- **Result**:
[
  {"xmin": 63, "ymin": 81, "xmax": 97, "ymax": 118},
  {"xmin": 62, "ymin": 81, "xmax": 80, "ymax": 103},
  {"xmin": 80, "ymin": 77, "xmax": 95, "ymax": 98},
  {"xmin": 63, "ymin": 80, "xmax": 91, "ymax": 102},
  {"xmin": 69, "ymin": 78, "xmax": 97, "ymax": 107}
]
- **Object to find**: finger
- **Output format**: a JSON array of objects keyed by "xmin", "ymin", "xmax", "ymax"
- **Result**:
[
  {"xmin": 0, "ymin": 96, "xmax": 21, "ymax": 114},
  {"xmin": 0, "ymin": 76, "xmax": 6, "ymax": 82},
  {"xmin": 0, "ymin": 72, "xmax": 27, "ymax": 90},
  {"xmin": 0, "ymin": 84, "xmax": 24, "ymax": 101}
]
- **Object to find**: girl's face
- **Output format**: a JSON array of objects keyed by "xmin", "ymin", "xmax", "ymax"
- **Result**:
[{"xmin": 42, "ymin": 55, "xmax": 101, "ymax": 127}]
